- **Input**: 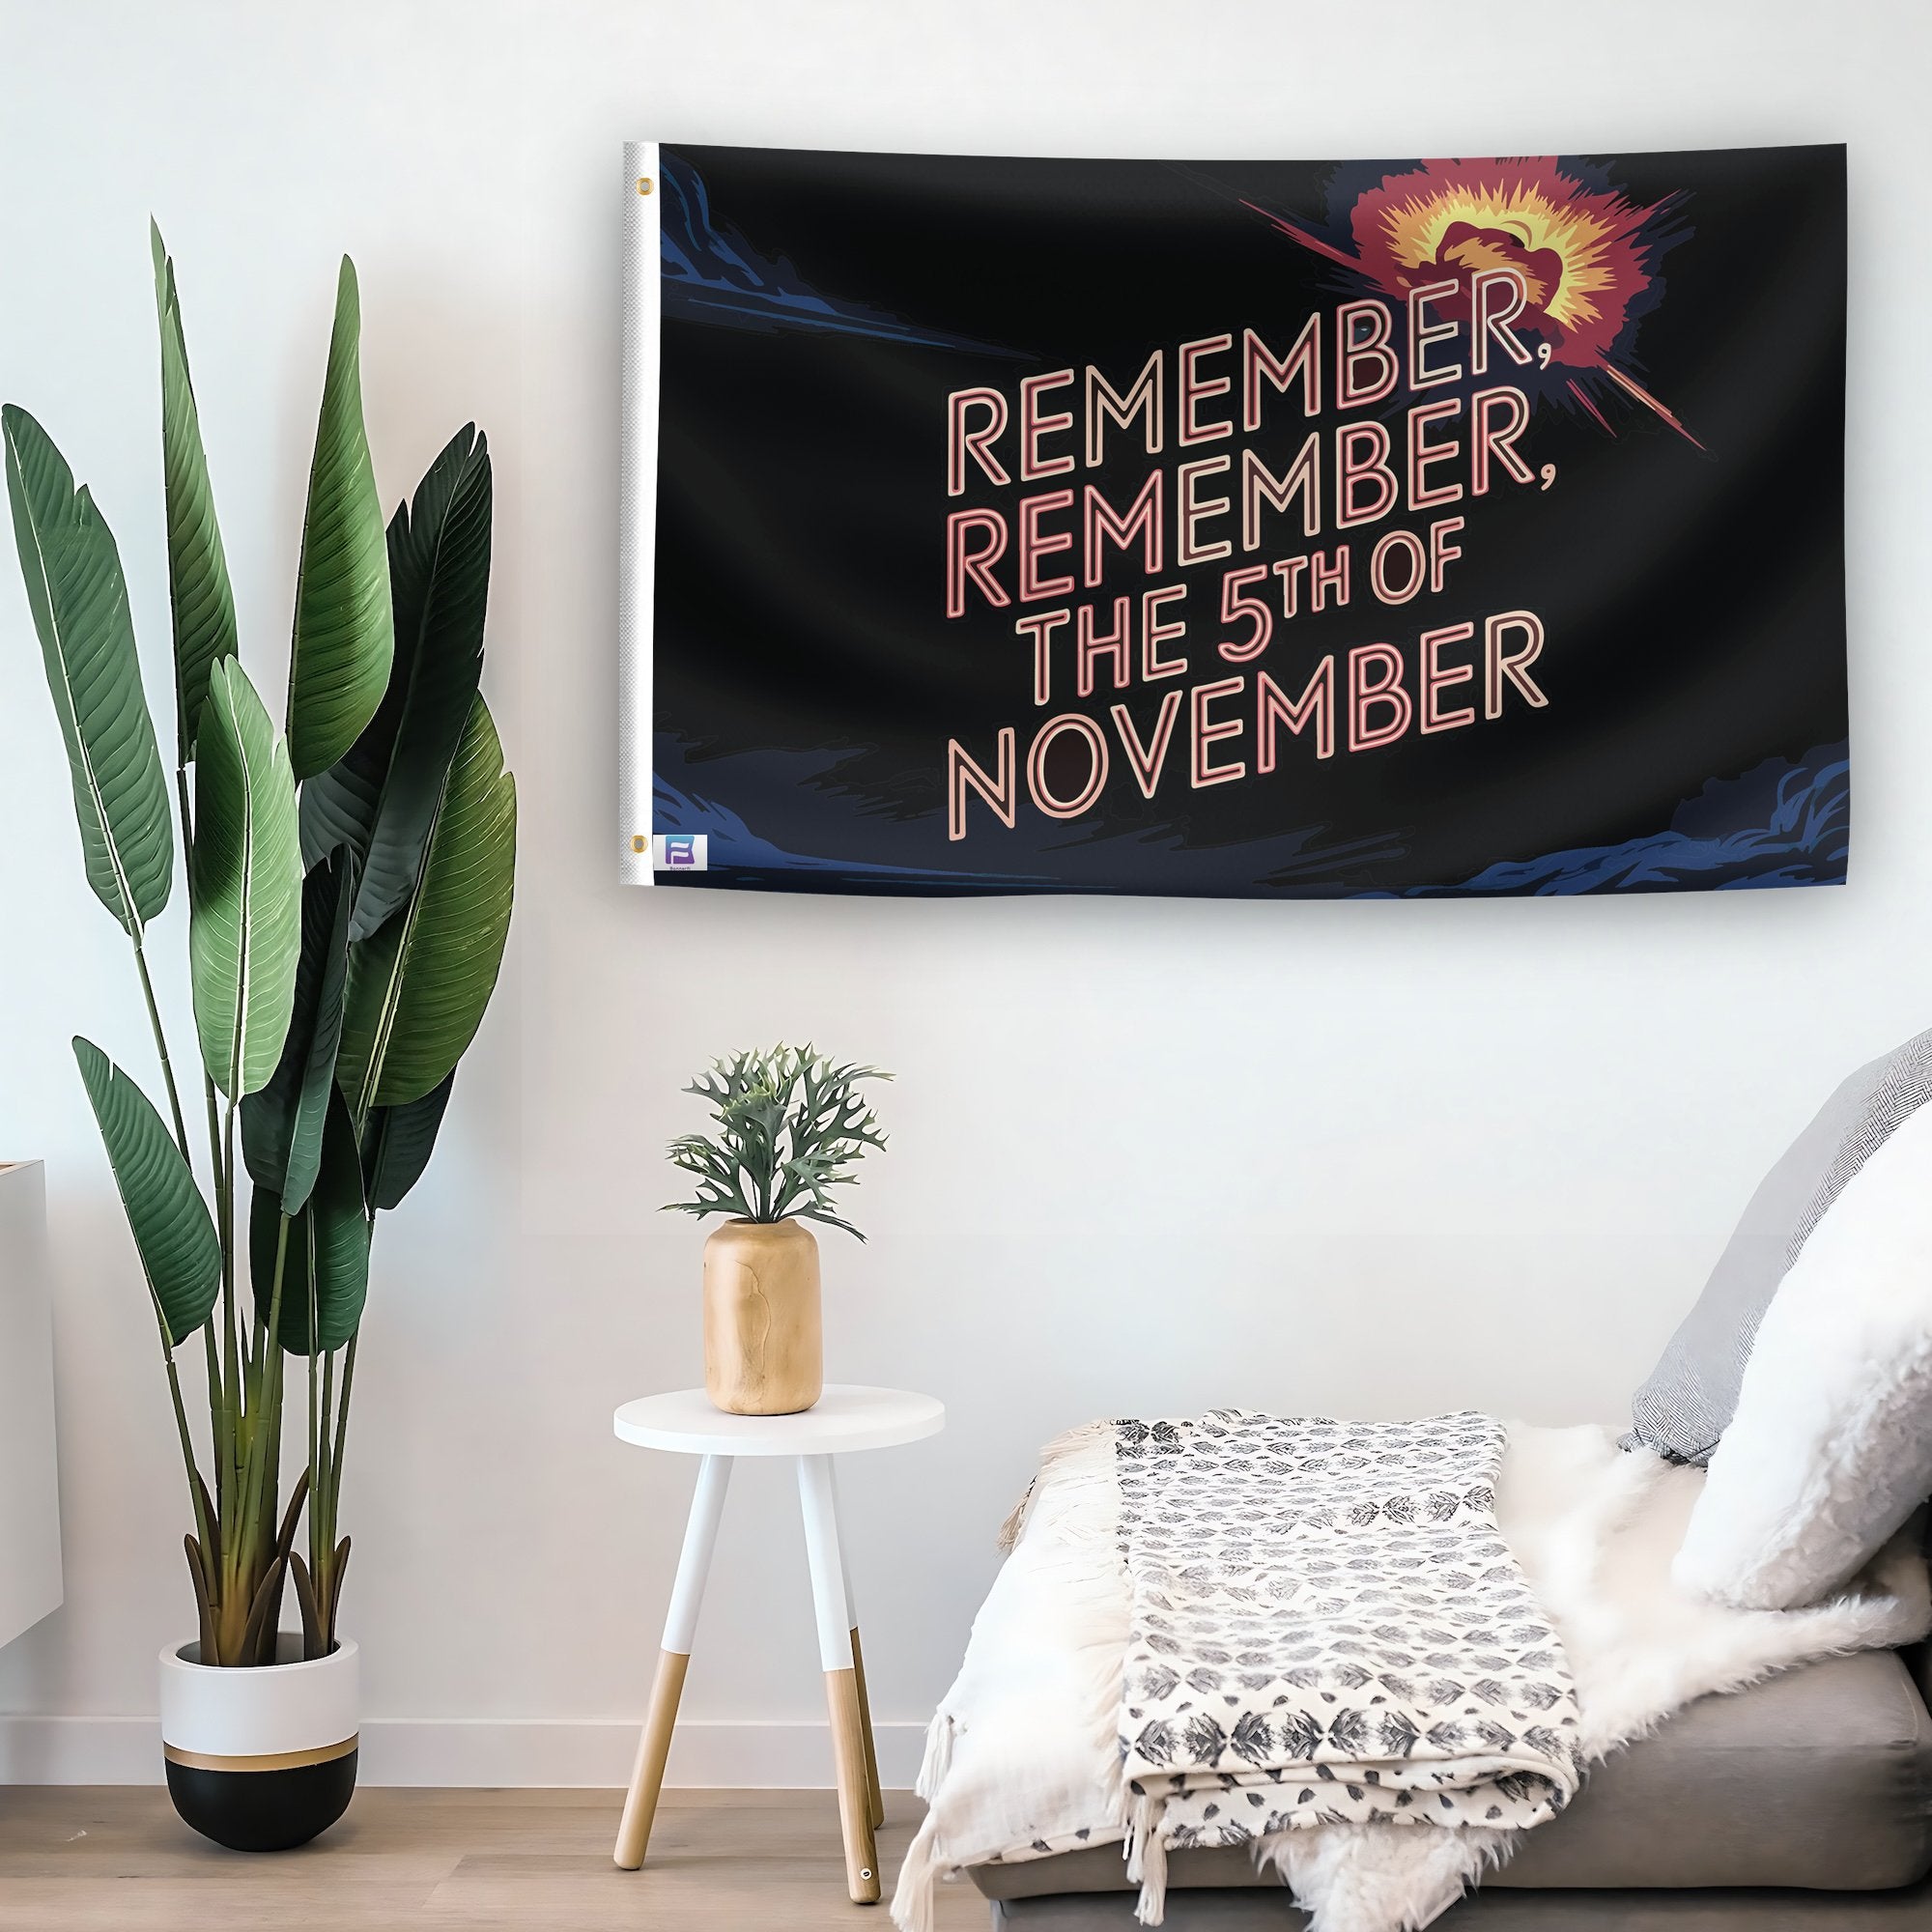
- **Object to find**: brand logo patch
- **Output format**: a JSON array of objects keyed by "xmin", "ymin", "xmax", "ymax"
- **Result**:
[{"xmin": 652, "ymin": 833, "xmax": 708, "ymax": 871}]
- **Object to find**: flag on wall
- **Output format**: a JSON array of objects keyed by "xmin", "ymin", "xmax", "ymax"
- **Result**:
[{"xmin": 619, "ymin": 141, "xmax": 1847, "ymax": 897}]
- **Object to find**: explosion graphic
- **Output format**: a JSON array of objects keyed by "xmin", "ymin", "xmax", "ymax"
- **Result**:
[{"xmin": 1244, "ymin": 157, "xmax": 1698, "ymax": 446}]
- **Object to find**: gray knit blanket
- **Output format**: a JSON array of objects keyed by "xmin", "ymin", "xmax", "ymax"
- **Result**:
[{"xmin": 1114, "ymin": 1411, "xmax": 1584, "ymax": 1910}]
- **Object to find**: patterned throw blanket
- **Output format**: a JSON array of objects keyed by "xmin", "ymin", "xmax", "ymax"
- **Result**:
[
  {"xmin": 895, "ymin": 1418, "xmax": 1928, "ymax": 1932},
  {"xmin": 1114, "ymin": 1411, "xmax": 1583, "ymax": 1918}
]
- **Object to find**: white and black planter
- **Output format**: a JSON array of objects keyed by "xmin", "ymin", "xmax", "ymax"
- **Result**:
[{"xmin": 159, "ymin": 1635, "xmax": 358, "ymax": 1852}]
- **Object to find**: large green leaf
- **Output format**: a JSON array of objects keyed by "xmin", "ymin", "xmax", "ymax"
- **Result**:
[
  {"xmin": 242, "ymin": 848, "xmax": 354, "ymax": 1212},
  {"xmin": 360, "ymin": 1069, "xmax": 455, "ymax": 1212},
  {"xmin": 4, "ymin": 406, "xmax": 174, "ymax": 936},
  {"xmin": 189, "ymin": 658, "xmax": 302, "ymax": 1098},
  {"xmin": 73, "ymin": 1037, "xmax": 219, "ymax": 1348},
  {"xmin": 338, "ymin": 695, "xmax": 515, "ymax": 1115},
  {"xmin": 250, "ymin": 1088, "xmax": 369, "ymax": 1355},
  {"xmin": 151, "ymin": 224, "xmax": 238, "ymax": 763},
  {"xmin": 287, "ymin": 258, "xmax": 392, "ymax": 781},
  {"xmin": 300, "ymin": 425, "xmax": 491, "ymax": 940}
]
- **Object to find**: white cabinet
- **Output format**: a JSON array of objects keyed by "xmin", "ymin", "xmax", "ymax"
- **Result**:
[{"xmin": 0, "ymin": 1162, "xmax": 61, "ymax": 1648}]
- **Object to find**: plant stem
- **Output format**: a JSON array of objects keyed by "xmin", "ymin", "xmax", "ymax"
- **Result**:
[
  {"xmin": 320, "ymin": 1335, "xmax": 355, "ymax": 1651},
  {"xmin": 216, "ymin": 1212, "xmax": 287, "ymax": 1664},
  {"xmin": 200, "ymin": 1074, "xmax": 227, "ymax": 1515},
  {"xmin": 128, "ymin": 766, "xmax": 223, "ymax": 1642},
  {"xmin": 129, "ymin": 938, "xmax": 190, "ymax": 1166},
  {"xmin": 329, "ymin": 1334, "xmax": 355, "ymax": 1527},
  {"xmin": 215, "ymin": 1096, "xmax": 242, "ymax": 1630},
  {"xmin": 242, "ymin": 1216, "xmax": 290, "ymax": 1586},
  {"xmin": 314, "ymin": 1346, "xmax": 336, "ymax": 1560},
  {"xmin": 170, "ymin": 764, "xmax": 227, "ymax": 1530},
  {"xmin": 219, "ymin": 1096, "xmax": 240, "ymax": 1454},
  {"xmin": 162, "ymin": 1350, "xmax": 213, "ymax": 1564},
  {"xmin": 307, "ymin": 1334, "xmax": 321, "ymax": 1544},
  {"xmin": 202, "ymin": 1321, "xmax": 225, "ymax": 1525}
]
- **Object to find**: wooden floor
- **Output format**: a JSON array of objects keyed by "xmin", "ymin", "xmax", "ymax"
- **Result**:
[{"xmin": 0, "ymin": 1787, "xmax": 987, "ymax": 1931}]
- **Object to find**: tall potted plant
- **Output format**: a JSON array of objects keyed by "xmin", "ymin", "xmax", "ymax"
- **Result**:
[
  {"xmin": 666, "ymin": 1045, "xmax": 889, "ymax": 1415},
  {"xmin": 4, "ymin": 227, "xmax": 515, "ymax": 1851}
]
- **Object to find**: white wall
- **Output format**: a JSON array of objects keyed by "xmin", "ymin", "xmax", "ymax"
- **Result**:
[{"xmin": 1, "ymin": 0, "xmax": 1927, "ymax": 1786}]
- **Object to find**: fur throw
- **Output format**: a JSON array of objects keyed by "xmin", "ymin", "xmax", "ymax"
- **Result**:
[{"xmin": 894, "ymin": 1421, "xmax": 1929, "ymax": 1932}]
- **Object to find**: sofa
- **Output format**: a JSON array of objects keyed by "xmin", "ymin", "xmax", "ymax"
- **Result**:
[
  {"xmin": 967, "ymin": 1645, "xmax": 1932, "ymax": 1925},
  {"xmin": 926, "ymin": 1028, "xmax": 1932, "ymax": 1929}
]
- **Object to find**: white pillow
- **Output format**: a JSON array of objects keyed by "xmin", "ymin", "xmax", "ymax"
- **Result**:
[{"xmin": 1672, "ymin": 1096, "xmax": 1932, "ymax": 1610}]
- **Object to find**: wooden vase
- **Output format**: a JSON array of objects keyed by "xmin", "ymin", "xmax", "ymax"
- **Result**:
[{"xmin": 702, "ymin": 1218, "xmax": 823, "ymax": 1415}]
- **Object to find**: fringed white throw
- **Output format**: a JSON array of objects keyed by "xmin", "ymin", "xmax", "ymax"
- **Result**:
[
  {"xmin": 895, "ymin": 1419, "xmax": 1932, "ymax": 1932},
  {"xmin": 1111, "ymin": 1411, "xmax": 1581, "ymax": 1919}
]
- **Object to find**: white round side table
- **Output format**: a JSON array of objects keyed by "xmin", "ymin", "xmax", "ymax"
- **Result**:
[{"xmin": 610, "ymin": 1384, "xmax": 945, "ymax": 1903}]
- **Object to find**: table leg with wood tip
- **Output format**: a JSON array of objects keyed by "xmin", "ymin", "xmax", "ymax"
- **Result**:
[
  {"xmin": 848, "ymin": 1626, "xmax": 885, "ymax": 1831},
  {"xmin": 828, "ymin": 1460, "xmax": 886, "ymax": 1830},
  {"xmin": 798, "ymin": 1453, "xmax": 881, "ymax": 1903},
  {"xmin": 613, "ymin": 1453, "xmax": 732, "ymax": 1870}
]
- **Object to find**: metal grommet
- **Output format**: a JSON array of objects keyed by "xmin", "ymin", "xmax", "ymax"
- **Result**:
[
  {"xmin": 631, "ymin": 835, "xmax": 647, "ymax": 853},
  {"xmin": 637, "ymin": 175, "xmax": 653, "ymax": 196}
]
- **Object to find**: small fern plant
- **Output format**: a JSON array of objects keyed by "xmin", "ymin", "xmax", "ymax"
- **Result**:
[{"xmin": 665, "ymin": 1044, "xmax": 889, "ymax": 1239}]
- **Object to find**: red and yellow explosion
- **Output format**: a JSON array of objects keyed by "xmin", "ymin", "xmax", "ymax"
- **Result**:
[{"xmin": 1246, "ymin": 157, "xmax": 1695, "ymax": 444}]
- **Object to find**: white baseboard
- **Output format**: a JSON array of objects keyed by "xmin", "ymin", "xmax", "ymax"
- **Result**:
[{"xmin": 0, "ymin": 1715, "xmax": 928, "ymax": 1788}]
